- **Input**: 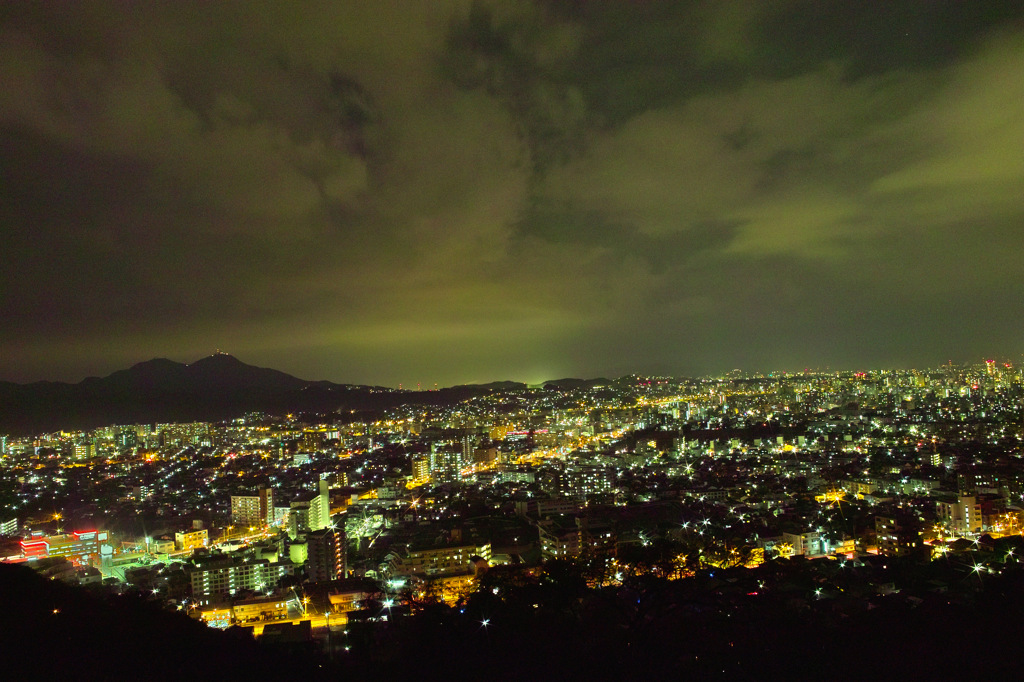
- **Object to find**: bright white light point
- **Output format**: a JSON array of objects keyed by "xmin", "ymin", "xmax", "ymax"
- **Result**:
[{"xmin": 481, "ymin": 618, "xmax": 490, "ymax": 627}]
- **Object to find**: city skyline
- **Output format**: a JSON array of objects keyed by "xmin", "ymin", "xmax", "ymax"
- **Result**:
[
  {"xmin": 2, "ymin": 350, "xmax": 1022, "ymax": 391},
  {"xmin": 3, "ymin": 1, "xmax": 1024, "ymax": 387}
]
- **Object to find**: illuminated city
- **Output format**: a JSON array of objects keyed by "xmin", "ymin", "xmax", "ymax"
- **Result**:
[{"xmin": 4, "ymin": 355, "xmax": 1024, "ymax": 675}]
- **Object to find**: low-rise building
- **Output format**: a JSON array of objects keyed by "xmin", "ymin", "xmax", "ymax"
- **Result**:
[
  {"xmin": 20, "ymin": 530, "xmax": 110, "ymax": 565},
  {"xmin": 386, "ymin": 539, "xmax": 491, "ymax": 578},
  {"xmin": 936, "ymin": 494, "xmax": 982, "ymax": 534},
  {"xmin": 188, "ymin": 556, "xmax": 296, "ymax": 603},
  {"xmin": 538, "ymin": 516, "xmax": 581, "ymax": 560},
  {"xmin": 175, "ymin": 528, "xmax": 209, "ymax": 552},
  {"xmin": 232, "ymin": 595, "xmax": 292, "ymax": 624},
  {"xmin": 782, "ymin": 531, "xmax": 825, "ymax": 557}
]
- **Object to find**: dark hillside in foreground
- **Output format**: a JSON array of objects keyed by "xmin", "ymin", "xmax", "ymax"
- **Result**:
[
  {"xmin": 337, "ymin": 558, "xmax": 1024, "ymax": 680},
  {"xmin": 4, "ymin": 553, "xmax": 1024, "ymax": 681},
  {"xmin": 0, "ymin": 563, "xmax": 333, "ymax": 681}
]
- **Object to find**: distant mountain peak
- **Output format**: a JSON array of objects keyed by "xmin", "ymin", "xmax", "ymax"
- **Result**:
[
  {"xmin": 188, "ymin": 352, "xmax": 243, "ymax": 367},
  {"xmin": 128, "ymin": 357, "xmax": 181, "ymax": 370}
]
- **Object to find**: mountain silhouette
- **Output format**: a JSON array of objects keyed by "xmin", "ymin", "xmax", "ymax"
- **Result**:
[
  {"xmin": 0, "ymin": 354, "xmax": 527, "ymax": 435},
  {"xmin": 0, "ymin": 354, "xmax": 358, "ymax": 434},
  {"xmin": 93, "ymin": 354, "xmax": 310, "ymax": 393}
]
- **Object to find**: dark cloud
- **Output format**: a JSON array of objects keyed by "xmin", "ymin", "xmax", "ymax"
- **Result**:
[{"xmin": 1, "ymin": 1, "xmax": 1024, "ymax": 387}]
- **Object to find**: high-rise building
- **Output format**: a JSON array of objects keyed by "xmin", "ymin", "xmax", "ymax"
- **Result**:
[
  {"xmin": 289, "ymin": 500, "xmax": 311, "ymax": 540},
  {"xmin": 287, "ymin": 480, "xmax": 333, "ymax": 540},
  {"xmin": 558, "ymin": 466, "xmax": 616, "ymax": 500},
  {"xmin": 116, "ymin": 429, "xmax": 137, "ymax": 449},
  {"xmin": 230, "ymin": 495, "xmax": 262, "ymax": 527},
  {"xmin": 73, "ymin": 443, "xmax": 96, "ymax": 460},
  {"xmin": 1, "ymin": 517, "xmax": 18, "ymax": 536},
  {"xmin": 306, "ymin": 528, "xmax": 344, "ymax": 582},
  {"xmin": 429, "ymin": 441, "xmax": 463, "ymax": 484},
  {"xmin": 302, "ymin": 429, "xmax": 325, "ymax": 452},
  {"xmin": 412, "ymin": 457, "xmax": 429, "ymax": 481},
  {"xmin": 231, "ymin": 489, "xmax": 275, "ymax": 528},
  {"xmin": 259, "ymin": 486, "xmax": 274, "ymax": 525},
  {"xmin": 875, "ymin": 515, "xmax": 922, "ymax": 556},
  {"xmin": 309, "ymin": 479, "xmax": 331, "ymax": 531}
]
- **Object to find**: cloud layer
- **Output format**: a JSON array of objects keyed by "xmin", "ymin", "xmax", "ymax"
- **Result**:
[{"xmin": 2, "ymin": 1, "xmax": 1023, "ymax": 386}]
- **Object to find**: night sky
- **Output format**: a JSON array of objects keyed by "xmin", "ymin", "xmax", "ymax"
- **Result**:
[{"xmin": 2, "ymin": 1, "xmax": 1023, "ymax": 387}]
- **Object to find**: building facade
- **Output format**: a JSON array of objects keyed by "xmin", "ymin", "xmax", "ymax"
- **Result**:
[
  {"xmin": 188, "ymin": 556, "xmax": 295, "ymax": 602},
  {"xmin": 231, "ymin": 495, "xmax": 263, "ymax": 527},
  {"xmin": 20, "ymin": 530, "xmax": 110, "ymax": 564}
]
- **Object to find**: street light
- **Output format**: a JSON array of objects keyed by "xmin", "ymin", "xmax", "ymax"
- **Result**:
[{"xmin": 325, "ymin": 610, "xmax": 335, "ymax": 659}]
